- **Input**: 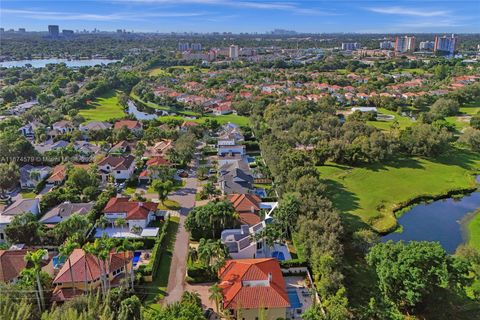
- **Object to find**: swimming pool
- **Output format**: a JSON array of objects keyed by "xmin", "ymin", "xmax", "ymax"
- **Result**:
[
  {"xmin": 132, "ymin": 251, "xmax": 141, "ymax": 266},
  {"xmin": 287, "ymin": 289, "xmax": 302, "ymax": 309},
  {"xmin": 272, "ymin": 251, "xmax": 285, "ymax": 261}
]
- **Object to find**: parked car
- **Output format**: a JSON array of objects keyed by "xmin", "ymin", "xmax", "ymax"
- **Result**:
[{"xmin": 203, "ymin": 308, "xmax": 214, "ymax": 319}]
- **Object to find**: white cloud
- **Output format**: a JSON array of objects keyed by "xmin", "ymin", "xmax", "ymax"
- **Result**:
[
  {"xmin": 1, "ymin": 8, "xmax": 207, "ymax": 21},
  {"xmin": 367, "ymin": 6, "xmax": 448, "ymax": 17},
  {"xmin": 114, "ymin": 0, "xmax": 336, "ymax": 15}
]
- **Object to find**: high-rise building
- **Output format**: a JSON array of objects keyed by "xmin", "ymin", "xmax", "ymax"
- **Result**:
[
  {"xmin": 0, "ymin": 28, "xmax": 4, "ymax": 33},
  {"xmin": 62, "ymin": 29, "xmax": 74, "ymax": 36},
  {"xmin": 419, "ymin": 41, "xmax": 435, "ymax": 51},
  {"xmin": 434, "ymin": 34, "xmax": 457, "ymax": 55},
  {"xmin": 178, "ymin": 42, "xmax": 190, "ymax": 51},
  {"xmin": 48, "ymin": 25, "xmax": 60, "ymax": 37},
  {"xmin": 341, "ymin": 42, "xmax": 360, "ymax": 51},
  {"xmin": 18, "ymin": 28, "xmax": 26, "ymax": 33},
  {"xmin": 229, "ymin": 45, "xmax": 239, "ymax": 60},
  {"xmin": 190, "ymin": 43, "xmax": 202, "ymax": 51},
  {"xmin": 379, "ymin": 41, "xmax": 394, "ymax": 49},
  {"xmin": 394, "ymin": 36, "xmax": 416, "ymax": 53}
]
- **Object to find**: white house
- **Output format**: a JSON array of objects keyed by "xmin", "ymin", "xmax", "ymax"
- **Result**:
[
  {"xmin": 218, "ymin": 145, "xmax": 246, "ymax": 156},
  {"xmin": 19, "ymin": 165, "xmax": 52, "ymax": 190},
  {"xmin": 97, "ymin": 155, "xmax": 135, "ymax": 182},
  {"xmin": 0, "ymin": 199, "xmax": 40, "ymax": 243},
  {"xmin": 52, "ymin": 120, "xmax": 75, "ymax": 134},
  {"xmin": 220, "ymin": 202, "xmax": 292, "ymax": 260},
  {"xmin": 95, "ymin": 197, "xmax": 160, "ymax": 238}
]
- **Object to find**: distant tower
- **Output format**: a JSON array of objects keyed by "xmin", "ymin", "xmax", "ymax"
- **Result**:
[
  {"xmin": 434, "ymin": 34, "xmax": 457, "ymax": 55},
  {"xmin": 394, "ymin": 36, "xmax": 415, "ymax": 53},
  {"xmin": 229, "ymin": 45, "xmax": 239, "ymax": 60},
  {"xmin": 48, "ymin": 25, "xmax": 60, "ymax": 37}
]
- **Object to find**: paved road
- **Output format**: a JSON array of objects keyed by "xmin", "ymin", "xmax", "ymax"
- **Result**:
[{"xmin": 164, "ymin": 163, "xmax": 198, "ymax": 304}]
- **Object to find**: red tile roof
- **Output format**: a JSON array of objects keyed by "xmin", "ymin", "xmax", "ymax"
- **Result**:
[
  {"xmin": 0, "ymin": 250, "xmax": 28, "ymax": 282},
  {"xmin": 219, "ymin": 258, "xmax": 290, "ymax": 310},
  {"xmin": 53, "ymin": 249, "xmax": 131, "ymax": 284},
  {"xmin": 103, "ymin": 197, "xmax": 158, "ymax": 220},
  {"xmin": 114, "ymin": 120, "xmax": 142, "ymax": 130},
  {"xmin": 47, "ymin": 164, "xmax": 67, "ymax": 183},
  {"xmin": 146, "ymin": 156, "xmax": 170, "ymax": 167},
  {"xmin": 228, "ymin": 194, "xmax": 261, "ymax": 217}
]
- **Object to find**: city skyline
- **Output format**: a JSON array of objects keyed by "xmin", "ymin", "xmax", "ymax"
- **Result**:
[{"xmin": 1, "ymin": 0, "xmax": 479, "ymax": 33}]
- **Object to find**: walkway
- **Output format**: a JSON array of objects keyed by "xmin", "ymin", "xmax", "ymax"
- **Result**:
[{"xmin": 163, "ymin": 161, "xmax": 198, "ymax": 304}]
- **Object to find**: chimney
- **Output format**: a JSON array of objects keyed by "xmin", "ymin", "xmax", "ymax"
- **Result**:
[{"xmin": 268, "ymin": 272, "xmax": 272, "ymax": 283}]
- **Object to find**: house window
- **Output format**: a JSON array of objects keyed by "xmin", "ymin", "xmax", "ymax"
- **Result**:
[
  {"xmin": 0, "ymin": 233, "xmax": 4, "ymax": 240},
  {"xmin": 117, "ymin": 171, "xmax": 121, "ymax": 174}
]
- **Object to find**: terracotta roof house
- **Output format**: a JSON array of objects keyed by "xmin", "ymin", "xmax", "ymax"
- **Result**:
[
  {"xmin": 52, "ymin": 248, "xmax": 132, "ymax": 301},
  {"xmin": 180, "ymin": 121, "xmax": 199, "ymax": 131},
  {"xmin": 46, "ymin": 164, "xmax": 67, "ymax": 185},
  {"xmin": 143, "ymin": 140, "xmax": 173, "ymax": 157},
  {"xmin": 218, "ymin": 258, "xmax": 290, "ymax": 319},
  {"xmin": 96, "ymin": 197, "xmax": 160, "ymax": 238},
  {"xmin": 114, "ymin": 120, "xmax": 143, "ymax": 133},
  {"xmin": 97, "ymin": 155, "xmax": 135, "ymax": 181},
  {"xmin": 0, "ymin": 249, "xmax": 28, "ymax": 283},
  {"xmin": 228, "ymin": 194, "xmax": 262, "ymax": 226}
]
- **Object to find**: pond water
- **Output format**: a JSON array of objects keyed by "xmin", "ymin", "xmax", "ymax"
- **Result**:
[
  {"xmin": 0, "ymin": 59, "xmax": 119, "ymax": 68},
  {"xmin": 382, "ymin": 185, "xmax": 480, "ymax": 253},
  {"xmin": 127, "ymin": 100, "xmax": 158, "ymax": 120}
]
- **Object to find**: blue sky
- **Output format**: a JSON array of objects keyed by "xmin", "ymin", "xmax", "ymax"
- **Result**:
[{"xmin": 1, "ymin": 0, "xmax": 479, "ymax": 33}]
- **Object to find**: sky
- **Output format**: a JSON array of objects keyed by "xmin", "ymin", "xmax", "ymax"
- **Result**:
[{"xmin": 1, "ymin": 0, "xmax": 479, "ymax": 33}]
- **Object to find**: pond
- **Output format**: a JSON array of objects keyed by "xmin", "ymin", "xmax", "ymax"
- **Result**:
[
  {"xmin": 127, "ymin": 100, "xmax": 158, "ymax": 120},
  {"xmin": 382, "ymin": 185, "xmax": 480, "ymax": 253},
  {"xmin": 0, "ymin": 59, "xmax": 119, "ymax": 68}
]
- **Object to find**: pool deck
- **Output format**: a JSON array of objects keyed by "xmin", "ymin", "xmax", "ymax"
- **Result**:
[{"xmin": 284, "ymin": 276, "xmax": 314, "ymax": 319}]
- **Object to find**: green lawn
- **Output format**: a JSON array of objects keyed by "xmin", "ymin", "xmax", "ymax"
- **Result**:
[
  {"xmin": 156, "ymin": 113, "xmax": 250, "ymax": 127},
  {"xmin": 317, "ymin": 149, "xmax": 480, "ymax": 233},
  {"xmin": 368, "ymin": 108, "xmax": 414, "ymax": 131},
  {"xmin": 395, "ymin": 68, "xmax": 426, "ymax": 75},
  {"xmin": 20, "ymin": 191, "xmax": 37, "ymax": 199},
  {"xmin": 144, "ymin": 216, "xmax": 180, "ymax": 310},
  {"xmin": 148, "ymin": 65, "xmax": 209, "ymax": 76},
  {"xmin": 79, "ymin": 90, "xmax": 125, "ymax": 122},
  {"xmin": 157, "ymin": 199, "xmax": 181, "ymax": 211},
  {"xmin": 467, "ymin": 210, "xmax": 480, "ymax": 251}
]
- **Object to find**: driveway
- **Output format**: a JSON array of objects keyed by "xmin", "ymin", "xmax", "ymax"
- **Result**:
[{"xmin": 164, "ymin": 161, "xmax": 198, "ymax": 304}]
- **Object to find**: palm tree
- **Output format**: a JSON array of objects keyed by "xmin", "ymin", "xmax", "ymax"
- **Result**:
[
  {"xmin": 59, "ymin": 238, "xmax": 79, "ymax": 295},
  {"xmin": 209, "ymin": 283, "xmax": 223, "ymax": 314},
  {"xmin": 114, "ymin": 217, "xmax": 127, "ymax": 229},
  {"xmin": 115, "ymin": 238, "xmax": 141, "ymax": 290},
  {"xmin": 24, "ymin": 249, "xmax": 48, "ymax": 311}
]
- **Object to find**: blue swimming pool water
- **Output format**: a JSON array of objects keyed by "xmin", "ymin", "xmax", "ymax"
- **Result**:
[
  {"xmin": 272, "ymin": 251, "xmax": 285, "ymax": 261},
  {"xmin": 287, "ymin": 289, "xmax": 302, "ymax": 309},
  {"xmin": 132, "ymin": 251, "xmax": 141, "ymax": 266}
]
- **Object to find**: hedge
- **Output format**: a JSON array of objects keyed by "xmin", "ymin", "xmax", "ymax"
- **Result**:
[
  {"xmin": 144, "ymin": 217, "xmax": 170, "ymax": 277},
  {"xmin": 186, "ymin": 264, "xmax": 217, "ymax": 283},
  {"xmin": 280, "ymin": 259, "xmax": 308, "ymax": 268}
]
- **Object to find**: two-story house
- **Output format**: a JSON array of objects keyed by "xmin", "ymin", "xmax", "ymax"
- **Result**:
[
  {"xmin": 97, "ymin": 155, "xmax": 135, "ymax": 182},
  {"xmin": 218, "ymin": 160, "xmax": 254, "ymax": 195},
  {"xmin": 114, "ymin": 120, "xmax": 143, "ymax": 134},
  {"xmin": 98, "ymin": 197, "xmax": 160, "ymax": 237},
  {"xmin": 52, "ymin": 248, "xmax": 132, "ymax": 302},
  {"xmin": 218, "ymin": 258, "xmax": 290, "ymax": 320}
]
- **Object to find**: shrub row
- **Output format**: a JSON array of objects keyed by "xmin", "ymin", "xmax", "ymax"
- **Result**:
[{"xmin": 139, "ymin": 218, "xmax": 170, "ymax": 277}]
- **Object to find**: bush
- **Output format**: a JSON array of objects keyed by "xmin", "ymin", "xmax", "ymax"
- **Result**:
[
  {"xmin": 186, "ymin": 264, "xmax": 217, "ymax": 283},
  {"xmin": 280, "ymin": 259, "xmax": 308, "ymax": 268}
]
